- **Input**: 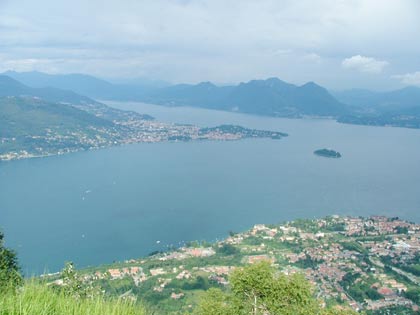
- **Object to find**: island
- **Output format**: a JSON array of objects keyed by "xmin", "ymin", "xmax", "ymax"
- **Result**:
[{"xmin": 314, "ymin": 148, "xmax": 342, "ymax": 158}]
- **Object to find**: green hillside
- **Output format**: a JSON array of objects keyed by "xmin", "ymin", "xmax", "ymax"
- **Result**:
[
  {"xmin": 0, "ymin": 96, "xmax": 124, "ymax": 158},
  {"xmin": 35, "ymin": 216, "xmax": 420, "ymax": 315}
]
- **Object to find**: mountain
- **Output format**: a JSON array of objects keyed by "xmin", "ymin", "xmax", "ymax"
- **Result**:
[
  {"xmin": 2, "ymin": 72, "xmax": 348, "ymax": 117},
  {"xmin": 332, "ymin": 86, "xmax": 420, "ymax": 112},
  {"xmin": 145, "ymin": 81, "xmax": 234, "ymax": 109},
  {"xmin": 333, "ymin": 86, "xmax": 420, "ymax": 129},
  {"xmin": 0, "ymin": 75, "xmax": 95, "ymax": 105},
  {"xmin": 2, "ymin": 71, "xmax": 154, "ymax": 101},
  {"xmin": 144, "ymin": 78, "xmax": 348, "ymax": 117},
  {"xmin": 6, "ymin": 70, "xmax": 420, "ymax": 129}
]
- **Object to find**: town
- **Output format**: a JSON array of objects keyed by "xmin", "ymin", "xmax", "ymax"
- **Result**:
[
  {"xmin": 45, "ymin": 216, "xmax": 420, "ymax": 314},
  {"xmin": 0, "ymin": 101, "xmax": 286, "ymax": 162}
]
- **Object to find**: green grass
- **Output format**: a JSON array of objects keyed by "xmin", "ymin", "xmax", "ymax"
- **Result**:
[{"xmin": 0, "ymin": 281, "xmax": 146, "ymax": 315}]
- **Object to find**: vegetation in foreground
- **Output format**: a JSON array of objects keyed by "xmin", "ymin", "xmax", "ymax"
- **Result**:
[
  {"xmin": 1, "ymin": 231, "xmax": 145, "ymax": 315},
  {"xmin": 0, "ymin": 282, "xmax": 145, "ymax": 315}
]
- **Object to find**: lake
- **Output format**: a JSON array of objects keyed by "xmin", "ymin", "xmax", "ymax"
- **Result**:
[{"xmin": 1, "ymin": 102, "xmax": 420, "ymax": 274}]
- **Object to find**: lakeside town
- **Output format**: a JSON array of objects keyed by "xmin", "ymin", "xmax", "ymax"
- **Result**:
[
  {"xmin": 0, "ymin": 98, "xmax": 287, "ymax": 161},
  {"xmin": 45, "ymin": 215, "xmax": 420, "ymax": 314}
]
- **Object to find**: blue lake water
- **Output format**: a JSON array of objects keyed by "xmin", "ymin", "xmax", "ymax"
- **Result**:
[{"xmin": 1, "ymin": 102, "xmax": 420, "ymax": 274}]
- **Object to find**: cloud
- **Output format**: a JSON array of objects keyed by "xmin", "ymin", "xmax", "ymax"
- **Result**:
[
  {"xmin": 0, "ymin": 0, "xmax": 419, "ymax": 89},
  {"xmin": 342, "ymin": 55, "xmax": 389, "ymax": 74},
  {"xmin": 393, "ymin": 72, "xmax": 420, "ymax": 86}
]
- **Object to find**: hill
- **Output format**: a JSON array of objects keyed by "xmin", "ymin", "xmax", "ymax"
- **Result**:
[
  {"xmin": 2, "ymin": 71, "xmax": 154, "ymax": 101},
  {"xmin": 0, "ymin": 75, "xmax": 95, "ymax": 105},
  {"xmin": 0, "ymin": 96, "xmax": 126, "ymax": 159},
  {"xmin": 0, "ymin": 76, "xmax": 160, "ymax": 160}
]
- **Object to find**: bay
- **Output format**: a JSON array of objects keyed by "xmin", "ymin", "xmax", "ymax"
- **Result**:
[{"xmin": 1, "ymin": 102, "xmax": 420, "ymax": 274}]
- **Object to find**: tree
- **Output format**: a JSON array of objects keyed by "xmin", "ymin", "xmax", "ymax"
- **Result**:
[
  {"xmin": 216, "ymin": 244, "xmax": 240, "ymax": 256},
  {"xmin": 0, "ymin": 231, "xmax": 22, "ymax": 291},
  {"xmin": 56, "ymin": 262, "xmax": 101, "ymax": 299},
  {"xmin": 195, "ymin": 262, "xmax": 355, "ymax": 315}
]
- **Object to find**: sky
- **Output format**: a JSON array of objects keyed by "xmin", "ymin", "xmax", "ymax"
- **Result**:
[{"xmin": 1, "ymin": 0, "xmax": 420, "ymax": 90}]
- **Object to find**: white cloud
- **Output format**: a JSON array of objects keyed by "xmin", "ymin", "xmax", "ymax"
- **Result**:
[
  {"xmin": 393, "ymin": 72, "xmax": 420, "ymax": 86},
  {"xmin": 0, "ymin": 0, "xmax": 419, "ymax": 88},
  {"xmin": 342, "ymin": 55, "xmax": 389, "ymax": 74}
]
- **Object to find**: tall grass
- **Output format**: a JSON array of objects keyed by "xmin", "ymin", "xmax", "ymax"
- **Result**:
[{"xmin": 0, "ymin": 281, "xmax": 146, "ymax": 315}]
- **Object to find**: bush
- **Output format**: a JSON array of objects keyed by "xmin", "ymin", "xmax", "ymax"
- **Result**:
[
  {"xmin": 404, "ymin": 288, "xmax": 420, "ymax": 304},
  {"xmin": 0, "ymin": 231, "xmax": 22, "ymax": 291},
  {"xmin": 216, "ymin": 244, "xmax": 240, "ymax": 256},
  {"xmin": 195, "ymin": 262, "xmax": 356, "ymax": 315}
]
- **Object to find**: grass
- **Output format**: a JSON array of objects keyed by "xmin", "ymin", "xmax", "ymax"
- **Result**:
[{"xmin": 0, "ymin": 281, "xmax": 146, "ymax": 315}]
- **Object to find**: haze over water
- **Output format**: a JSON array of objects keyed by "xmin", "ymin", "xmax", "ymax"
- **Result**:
[{"xmin": 1, "ymin": 102, "xmax": 420, "ymax": 274}]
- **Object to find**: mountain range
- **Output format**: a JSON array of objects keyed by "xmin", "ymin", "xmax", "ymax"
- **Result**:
[
  {"xmin": 143, "ymin": 78, "xmax": 349, "ymax": 117},
  {"xmin": 2, "ymin": 71, "xmax": 420, "ymax": 128},
  {"xmin": 3, "ymin": 72, "xmax": 348, "ymax": 117}
]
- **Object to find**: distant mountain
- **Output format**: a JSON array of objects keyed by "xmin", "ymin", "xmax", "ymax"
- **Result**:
[
  {"xmin": 144, "ymin": 78, "xmax": 348, "ymax": 117},
  {"xmin": 332, "ymin": 86, "xmax": 420, "ymax": 112},
  {"xmin": 0, "ymin": 75, "xmax": 95, "ymax": 105},
  {"xmin": 333, "ymin": 86, "xmax": 420, "ymax": 129},
  {"xmin": 0, "ymin": 75, "xmax": 153, "ymax": 120},
  {"xmin": 2, "ymin": 72, "xmax": 348, "ymax": 117},
  {"xmin": 6, "ymin": 70, "xmax": 420, "ymax": 129},
  {"xmin": 145, "ymin": 81, "xmax": 234, "ymax": 109},
  {"xmin": 2, "ymin": 71, "xmax": 154, "ymax": 101}
]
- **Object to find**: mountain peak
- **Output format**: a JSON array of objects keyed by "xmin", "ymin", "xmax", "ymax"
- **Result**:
[
  {"xmin": 0, "ymin": 75, "xmax": 29, "ymax": 94},
  {"xmin": 301, "ymin": 81, "xmax": 321, "ymax": 89}
]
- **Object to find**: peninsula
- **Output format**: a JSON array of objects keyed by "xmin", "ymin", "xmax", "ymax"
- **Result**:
[{"xmin": 0, "ymin": 96, "xmax": 287, "ymax": 162}]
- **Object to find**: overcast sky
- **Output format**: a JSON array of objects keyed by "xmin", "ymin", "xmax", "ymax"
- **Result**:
[{"xmin": 1, "ymin": 0, "xmax": 420, "ymax": 90}]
